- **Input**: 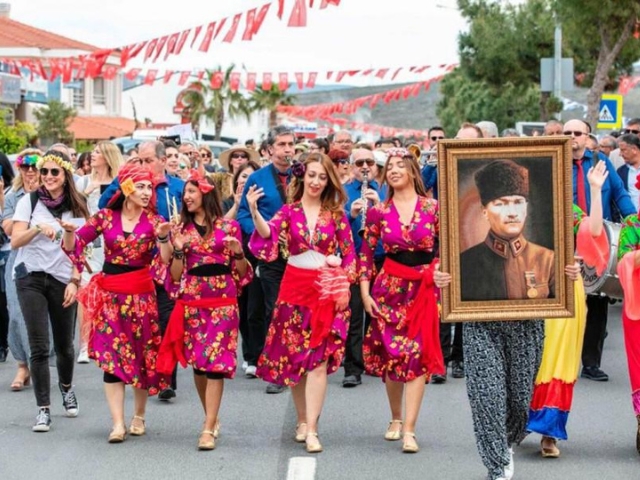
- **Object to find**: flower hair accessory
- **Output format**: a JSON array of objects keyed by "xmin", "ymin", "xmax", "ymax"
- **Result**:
[
  {"xmin": 187, "ymin": 169, "xmax": 214, "ymax": 194},
  {"xmin": 385, "ymin": 147, "xmax": 413, "ymax": 160},
  {"xmin": 16, "ymin": 154, "xmax": 40, "ymax": 167},
  {"xmin": 36, "ymin": 154, "xmax": 74, "ymax": 173},
  {"xmin": 636, "ymin": 172, "xmax": 640, "ymax": 191},
  {"xmin": 291, "ymin": 160, "xmax": 306, "ymax": 179}
]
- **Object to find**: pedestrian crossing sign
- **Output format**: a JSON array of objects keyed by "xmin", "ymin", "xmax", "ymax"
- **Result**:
[{"xmin": 597, "ymin": 94, "xmax": 623, "ymax": 130}]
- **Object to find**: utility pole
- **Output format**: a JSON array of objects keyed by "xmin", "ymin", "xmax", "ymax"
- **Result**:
[{"xmin": 554, "ymin": 20, "xmax": 562, "ymax": 119}]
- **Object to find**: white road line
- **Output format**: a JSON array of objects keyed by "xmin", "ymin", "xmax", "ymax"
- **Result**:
[{"xmin": 286, "ymin": 457, "xmax": 317, "ymax": 480}]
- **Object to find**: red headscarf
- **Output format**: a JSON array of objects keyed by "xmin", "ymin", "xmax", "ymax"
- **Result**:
[
  {"xmin": 107, "ymin": 164, "xmax": 155, "ymax": 209},
  {"xmin": 186, "ymin": 169, "xmax": 214, "ymax": 194}
]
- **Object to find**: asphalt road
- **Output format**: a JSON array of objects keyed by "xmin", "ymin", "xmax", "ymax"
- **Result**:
[{"xmin": 0, "ymin": 302, "xmax": 638, "ymax": 480}]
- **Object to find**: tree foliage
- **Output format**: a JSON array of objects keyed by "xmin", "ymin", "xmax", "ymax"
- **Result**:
[
  {"xmin": 33, "ymin": 100, "xmax": 76, "ymax": 145},
  {"xmin": 0, "ymin": 111, "xmax": 38, "ymax": 154},
  {"xmin": 249, "ymin": 84, "xmax": 296, "ymax": 129},
  {"xmin": 182, "ymin": 65, "xmax": 253, "ymax": 141},
  {"xmin": 438, "ymin": 0, "xmax": 640, "ymax": 133}
]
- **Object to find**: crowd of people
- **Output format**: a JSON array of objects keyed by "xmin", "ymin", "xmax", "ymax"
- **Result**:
[{"xmin": 0, "ymin": 119, "xmax": 638, "ymax": 480}]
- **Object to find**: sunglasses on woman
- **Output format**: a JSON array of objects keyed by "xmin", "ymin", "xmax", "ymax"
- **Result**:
[
  {"xmin": 40, "ymin": 167, "xmax": 62, "ymax": 177},
  {"xmin": 231, "ymin": 153, "xmax": 248, "ymax": 159},
  {"xmin": 19, "ymin": 164, "xmax": 38, "ymax": 172},
  {"xmin": 332, "ymin": 159, "xmax": 349, "ymax": 166},
  {"xmin": 200, "ymin": 152, "xmax": 212, "ymax": 158}
]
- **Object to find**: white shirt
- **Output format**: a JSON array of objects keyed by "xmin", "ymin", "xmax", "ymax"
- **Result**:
[
  {"xmin": 626, "ymin": 163, "xmax": 640, "ymax": 211},
  {"xmin": 12, "ymin": 195, "xmax": 78, "ymax": 284}
]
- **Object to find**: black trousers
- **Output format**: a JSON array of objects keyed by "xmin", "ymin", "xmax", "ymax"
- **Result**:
[
  {"xmin": 17, "ymin": 273, "xmax": 77, "ymax": 407},
  {"xmin": 344, "ymin": 284, "xmax": 365, "ymax": 377},
  {"xmin": 243, "ymin": 272, "xmax": 266, "ymax": 366},
  {"xmin": 258, "ymin": 259, "xmax": 285, "ymax": 355},
  {"xmin": 582, "ymin": 294, "xmax": 609, "ymax": 368},
  {"xmin": 156, "ymin": 284, "xmax": 177, "ymax": 389},
  {"xmin": 440, "ymin": 322, "xmax": 463, "ymax": 364},
  {"xmin": 0, "ymin": 254, "xmax": 8, "ymax": 350}
]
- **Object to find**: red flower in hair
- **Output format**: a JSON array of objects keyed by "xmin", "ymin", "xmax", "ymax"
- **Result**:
[{"xmin": 187, "ymin": 169, "xmax": 214, "ymax": 194}]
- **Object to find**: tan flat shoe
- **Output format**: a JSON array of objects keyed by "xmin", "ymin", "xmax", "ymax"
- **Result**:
[
  {"xmin": 198, "ymin": 430, "xmax": 216, "ymax": 451},
  {"xmin": 305, "ymin": 432, "xmax": 323, "ymax": 453},
  {"xmin": 295, "ymin": 422, "xmax": 308, "ymax": 443},
  {"xmin": 108, "ymin": 425, "xmax": 127, "ymax": 444},
  {"xmin": 129, "ymin": 415, "xmax": 146, "ymax": 436},
  {"xmin": 402, "ymin": 432, "xmax": 419, "ymax": 453},
  {"xmin": 541, "ymin": 437, "xmax": 560, "ymax": 458},
  {"xmin": 384, "ymin": 419, "xmax": 403, "ymax": 441}
]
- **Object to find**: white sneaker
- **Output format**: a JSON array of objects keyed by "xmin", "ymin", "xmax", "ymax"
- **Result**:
[
  {"xmin": 245, "ymin": 365, "xmax": 257, "ymax": 378},
  {"xmin": 77, "ymin": 348, "xmax": 89, "ymax": 364},
  {"xmin": 505, "ymin": 447, "xmax": 514, "ymax": 480},
  {"xmin": 241, "ymin": 361, "xmax": 248, "ymax": 371}
]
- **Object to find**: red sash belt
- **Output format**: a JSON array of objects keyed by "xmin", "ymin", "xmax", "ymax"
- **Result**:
[
  {"xmin": 77, "ymin": 268, "xmax": 155, "ymax": 345},
  {"xmin": 157, "ymin": 296, "xmax": 238, "ymax": 374},
  {"xmin": 279, "ymin": 264, "xmax": 348, "ymax": 349},
  {"xmin": 382, "ymin": 257, "xmax": 444, "ymax": 373}
]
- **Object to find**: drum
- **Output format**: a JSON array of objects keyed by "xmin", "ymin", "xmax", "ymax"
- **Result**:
[{"xmin": 581, "ymin": 220, "xmax": 623, "ymax": 299}]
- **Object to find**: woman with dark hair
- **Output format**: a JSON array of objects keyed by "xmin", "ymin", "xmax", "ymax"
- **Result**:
[
  {"xmin": 156, "ymin": 169, "xmax": 253, "ymax": 450},
  {"xmin": 360, "ymin": 147, "xmax": 442, "ymax": 454},
  {"xmin": 60, "ymin": 163, "xmax": 173, "ymax": 443},
  {"xmin": 309, "ymin": 138, "xmax": 329, "ymax": 155},
  {"xmin": 10, "ymin": 150, "xmax": 88, "ymax": 432},
  {"xmin": 75, "ymin": 152, "xmax": 92, "ymax": 176},
  {"xmin": 3, "ymin": 149, "xmax": 41, "ymax": 389},
  {"xmin": 247, "ymin": 153, "xmax": 356, "ymax": 453},
  {"xmin": 222, "ymin": 160, "xmax": 260, "ymax": 218}
]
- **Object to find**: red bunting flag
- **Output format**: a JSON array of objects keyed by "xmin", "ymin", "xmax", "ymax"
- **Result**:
[
  {"xmin": 375, "ymin": 68, "xmax": 389, "ymax": 79},
  {"xmin": 214, "ymin": 17, "xmax": 228, "ymax": 40},
  {"xmin": 391, "ymin": 67, "xmax": 402, "ymax": 81},
  {"xmin": 277, "ymin": 0, "xmax": 285, "ymax": 19},
  {"xmin": 163, "ymin": 71, "xmax": 174, "ymax": 83},
  {"xmin": 335, "ymin": 71, "xmax": 348, "ymax": 82},
  {"xmin": 152, "ymin": 35, "xmax": 169, "ymax": 63},
  {"xmin": 164, "ymin": 32, "xmax": 180, "ymax": 61},
  {"xmin": 199, "ymin": 22, "xmax": 217, "ymax": 52},
  {"xmin": 121, "ymin": 41, "xmax": 147, "ymax": 67},
  {"xmin": 288, "ymin": 0, "xmax": 307, "ymax": 27},
  {"xmin": 229, "ymin": 72, "xmax": 241, "ymax": 91},
  {"xmin": 178, "ymin": 71, "xmax": 191, "ymax": 86},
  {"xmin": 143, "ymin": 69, "xmax": 158, "ymax": 85},
  {"xmin": 175, "ymin": 29, "xmax": 190, "ymax": 55},
  {"xmin": 263, "ymin": 72, "xmax": 273, "ymax": 90},
  {"xmin": 295, "ymin": 72, "xmax": 304, "ymax": 90},
  {"xmin": 223, "ymin": 14, "xmax": 242, "ymax": 43},
  {"xmin": 144, "ymin": 38, "xmax": 159, "ymax": 62},
  {"xmin": 279, "ymin": 72, "xmax": 289, "ymax": 90},
  {"xmin": 306, "ymin": 72, "xmax": 317, "ymax": 88},
  {"xmin": 242, "ymin": 3, "xmax": 271, "ymax": 41},
  {"xmin": 320, "ymin": 0, "xmax": 340, "ymax": 7},
  {"xmin": 125, "ymin": 68, "xmax": 141, "ymax": 81},
  {"xmin": 246, "ymin": 72, "xmax": 257, "ymax": 91},
  {"xmin": 190, "ymin": 25, "xmax": 203, "ymax": 48}
]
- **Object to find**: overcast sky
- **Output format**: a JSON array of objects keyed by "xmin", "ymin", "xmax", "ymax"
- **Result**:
[{"xmin": 10, "ymin": 0, "xmax": 468, "ymax": 86}]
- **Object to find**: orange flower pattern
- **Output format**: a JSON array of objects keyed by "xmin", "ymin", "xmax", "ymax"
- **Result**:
[
  {"xmin": 63, "ymin": 208, "xmax": 168, "ymax": 394},
  {"xmin": 165, "ymin": 219, "xmax": 253, "ymax": 377},
  {"xmin": 359, "ymin": 196, "xmax": 439, "ymax": 382},
  {"xmin": 249, "ymin": 203, "xmax": 357, "ymax": 386}
]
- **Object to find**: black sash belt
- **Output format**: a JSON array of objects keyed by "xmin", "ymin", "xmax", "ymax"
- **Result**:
[
  {"xmin": 386, "ymin": 250, "xmax": 434, "ymax": 267},
  {"xmin": 188, "ymin": 264, "xmax": 231, "ymax": 277}
]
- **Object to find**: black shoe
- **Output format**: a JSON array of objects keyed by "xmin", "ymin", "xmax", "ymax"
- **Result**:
[
  {"xmin": 32, "ymin": 408, "xmax": 51, "ymax": 432},
  {"xmin": 265, "ymin": 383, "xmax": 286, "ymax": 394},
  {"xmin": 59, "ymin": 383, "xmax": 79, "ymax": 417},
  {"xmin": 431, "ymin": 373, "xmax": 447, "ymax": 384},
  {"xmin": 158, "ymin": 388, "xmax": 177, "ymax": 401},
  {"xmin": 451, "ymin": 361, "xmax": 464, "ymax": 379},
  {"xmin": 0, "ymin": 347, "xmax": 7, "ymax": 363},
  {"xmin": 581, "ymin": 366, "xmax": 609, "ymax": 382},
  {"xmin": 342, "ymin": 375, "xmax": 362, "ymax": 388}
]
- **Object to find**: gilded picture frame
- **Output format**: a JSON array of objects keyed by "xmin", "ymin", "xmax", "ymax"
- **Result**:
[{"xmin": 437, "ymin": 137, "xmax": 575, "ymax": 322}]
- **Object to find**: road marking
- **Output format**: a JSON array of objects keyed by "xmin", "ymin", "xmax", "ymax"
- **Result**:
[{"xmin": 286, "ymin": 457, "xmax": 316, "ymax": 480}]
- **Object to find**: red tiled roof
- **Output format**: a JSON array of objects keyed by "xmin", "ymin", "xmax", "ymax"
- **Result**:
[
  {"xmin": 69, "ymin": 116, "xmax": 136, "ymax": 141},
  {"xmin": 0, "ymin": 17, "xmax": 99, "ymax": 51}
]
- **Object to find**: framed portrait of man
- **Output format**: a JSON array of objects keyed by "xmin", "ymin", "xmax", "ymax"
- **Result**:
[{"xmin": 437, "ymin": 137, "xmax": 575, "ymax": 322}]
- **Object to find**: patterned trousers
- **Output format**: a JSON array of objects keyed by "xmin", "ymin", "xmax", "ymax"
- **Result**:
[{"xmin": 463, "ymin": 320, "xmax": 544, "ymax": 480}]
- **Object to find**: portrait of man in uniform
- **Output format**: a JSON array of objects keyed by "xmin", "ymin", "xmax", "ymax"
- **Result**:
[{"xmin": 459, "ymin": 159, "xmax": 555, "ymax": 302}]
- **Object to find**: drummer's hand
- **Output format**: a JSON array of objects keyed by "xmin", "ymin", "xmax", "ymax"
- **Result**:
[
  {"xmin": 433, "ymin": 263, "xmax": 452, "ymax": 288},
  {"xmin": 564, "ymin": 262, "xmax": 581, "ymax": 281},
  {"xmin": 587, "ymin": 160, "xmax": 609, "ymax": 190}
]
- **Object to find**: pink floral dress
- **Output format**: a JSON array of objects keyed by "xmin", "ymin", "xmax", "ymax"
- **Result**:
[
  {"xmin": 165, "ymin": 219, "xmax": 253, "ymax": 377},
  {"xmin": 359, "ymin": 196, "xmax": 439, "ymax": 382},
  {"xmin": 64, "ymin": 208, "xmax": 168, "ymax": 394},
  {"xmin": 249, "ymin": 203, "xmax": 357, "ymax": 387}
]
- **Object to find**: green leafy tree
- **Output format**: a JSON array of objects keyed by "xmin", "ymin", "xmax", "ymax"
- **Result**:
[
  {"xmin": 554, "ymin": 0, "xmax": 640, "ymax": 128},
  {"xmin": 33, "ymin": 99, "xmax": 76, "ymax": 145},
  {"xmin": 250, "ymin": 84, "xmax": 296, "ymax": 129},
  {"xmin": 182, "ymin": 65, "xmax": 253, "ymax": 141}
]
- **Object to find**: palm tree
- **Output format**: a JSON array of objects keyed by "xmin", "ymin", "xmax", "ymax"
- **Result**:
[
  {"xmin": 249, "ymin": 84, "xmax": 296, "ymax": 129},
  {"xmin": 181, "ymin": 65, "xmax": 252, "ymax": 141}
]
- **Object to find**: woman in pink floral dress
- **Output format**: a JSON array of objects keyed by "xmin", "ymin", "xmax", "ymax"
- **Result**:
[
  {"xmin": 61, "ymin": 164, "xmax": 173, "ymax": 443},
  {"xmin": 156, "ymin": 170, "xmax": 253, "ymax": 451},
  {"xmin": 247, "ymin": 153, "xmax": 356, "ymax": 454},
  {"xmin": 360, "ymin": 148, "xmax": 443, "ymax": 454}
]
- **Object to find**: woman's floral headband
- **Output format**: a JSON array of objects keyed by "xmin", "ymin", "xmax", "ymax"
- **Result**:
[
  {"xmin": 385, "ymin": 147, "xmax": 413, "ymax": 160},
  {"xmin": 291, "ymin": 160, "xmax": 306, "ymax": 179},
  {"xmin": 36, "ymin": 154, "xmax": 74, "ymax": 173},
  {"xmin": 187, "ymin": 169, "xmax": 214, "ymax": 193},
  {"xmin": 16, "ymin": 154, "xmax": 40, "ymax": 167}
]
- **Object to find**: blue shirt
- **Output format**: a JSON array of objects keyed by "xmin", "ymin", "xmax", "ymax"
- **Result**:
[
  {"xmin": 573, "ymin": 150, "xmax": 635, "ymax": 221},
  {"xmin": 421, "ymin": 165, "xmax": 438, "ymax": 199},
  {"xmin": 238, "ymin": 164, "xmax": 290, "ymax": 235},
  {"xmin": 98, "ymin": 174, "xmax": 185, "ymax": 222},
  {"xmin": 344, "ymin": 178, "xmax": 380, "ymax": 252}
]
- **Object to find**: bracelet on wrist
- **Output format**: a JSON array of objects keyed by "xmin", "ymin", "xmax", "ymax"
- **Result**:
[
  {"xmin": 157, "ymin": 234, "xmax": 169, "ymax": 243},
  {"xmin": 34, "ymin": 225, "xmax": 42, "ymax": 233},
  {"xmin": 69, "ymin": 278, "xmax": 81, "ymax": 288},
  {"xmin": 172, "ymin": 249, "xmax": 185, "ymax": 260},
  {"xmin": 232, "ymin": 251, "xmax": 245, "ymax": 260}
]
